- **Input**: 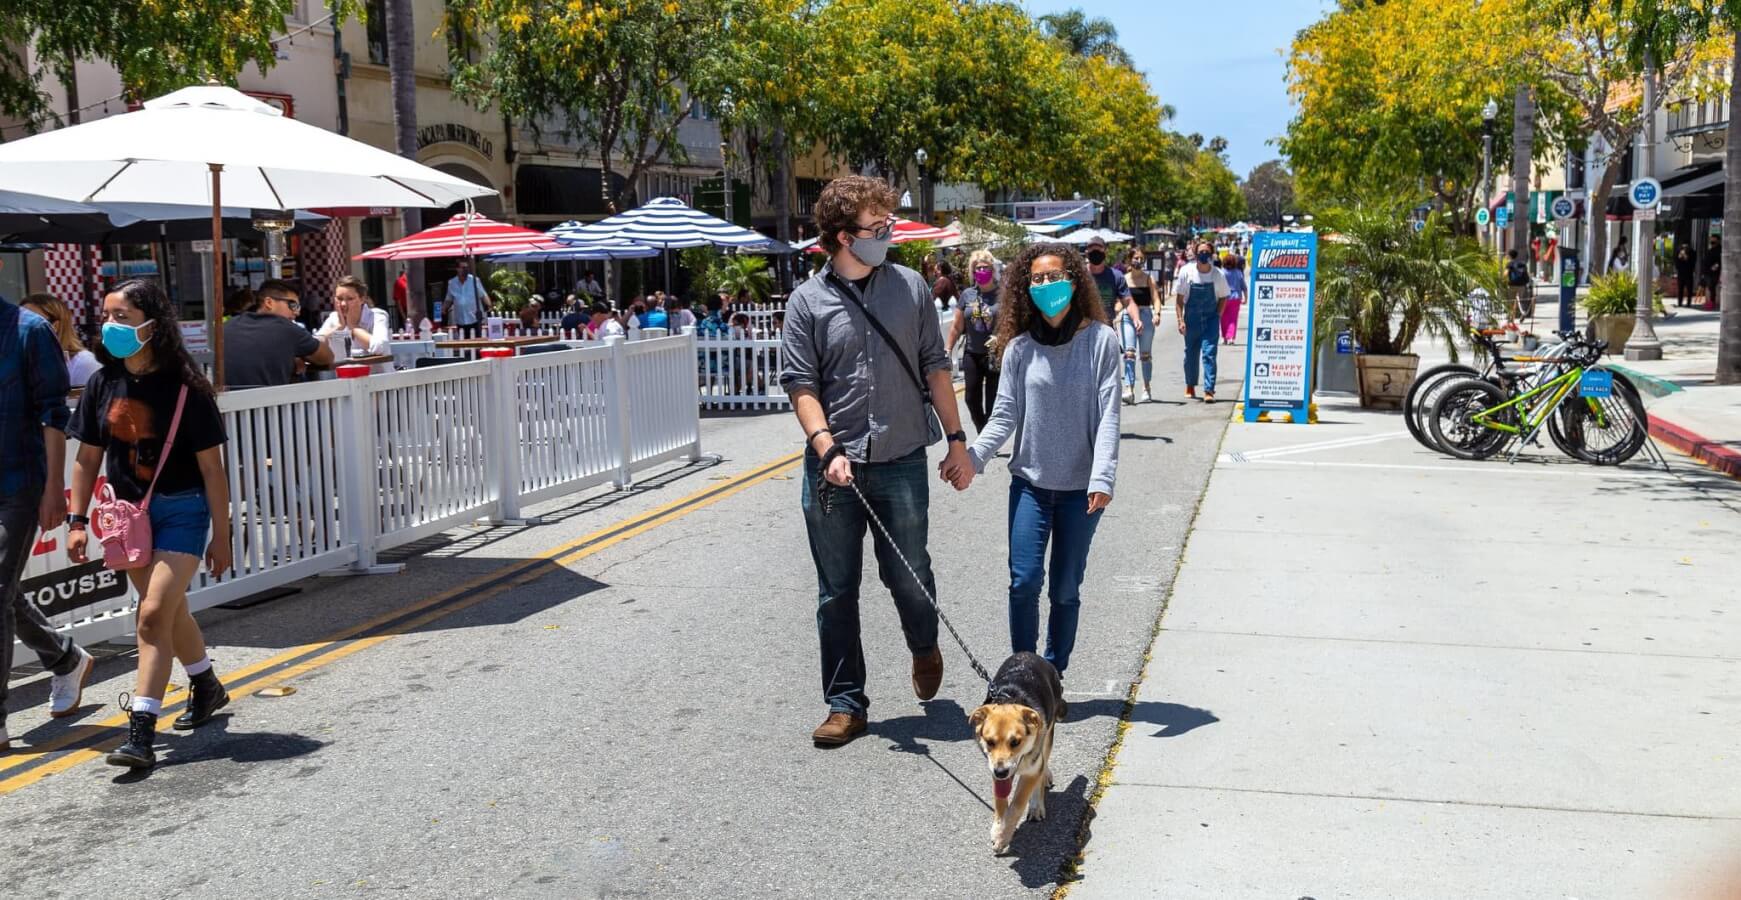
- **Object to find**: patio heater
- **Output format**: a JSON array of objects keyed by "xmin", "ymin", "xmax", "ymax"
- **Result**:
[{"xmin": 252, "ymin": 208, "xmax": 296, "ymax": 278}]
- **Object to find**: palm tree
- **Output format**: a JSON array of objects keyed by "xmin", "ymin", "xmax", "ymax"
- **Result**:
[
  {"xmin": 1508, "ymin": 85, "xmax": 1534, "ymax": 267},
  {"xmin": 1037, "ymin": 9, "xmax": 1133, "ymax": 67},
  {"xmin": 385, "ymin": 0, "xmax": 424, "ymax": 321}
]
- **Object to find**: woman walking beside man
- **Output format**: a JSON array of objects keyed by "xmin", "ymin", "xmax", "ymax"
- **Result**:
[{"xmin": 951, "ymin": 242, "xmax": 1121, "ymax": 677}]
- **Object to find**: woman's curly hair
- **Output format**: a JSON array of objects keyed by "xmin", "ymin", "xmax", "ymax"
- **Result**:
[{"xmin": 993, "ymin": 242, "xmax": 1108, "ymax": 352}]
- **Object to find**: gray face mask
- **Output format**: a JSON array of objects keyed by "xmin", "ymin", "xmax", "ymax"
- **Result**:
[{"xmin": 847, "ymin": 233, "xmax": 891, "ymax": 268}]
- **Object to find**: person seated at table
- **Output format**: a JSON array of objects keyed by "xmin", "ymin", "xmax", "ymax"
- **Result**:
[
  {"xmin": 225, "ymin": 280, "xmax": 334, "ymax": 389},
  {"xmin": 639, "ymin": 294, "xmax": 670, "ymax": 330},
  {"xmin": 517, "ymin": 298, "xmax": 543, "ymax": 332},
  {"xmin": 315, "ymin": 275, "xmax": 391, "ymax": 358},
  {"xmin": 586, "ymin": 301, "xmax": 625, "ymax": 340},
  {"xmin": 560, "ymin": 297, "xmax": 587, "ymax": 334},
  {"xmin": 697, "ymin": 297, "xmax": 730, "ymax": 339},
  {"xmin": 669, "ymin": 295, "xmax": 697, "ymax": 331}
]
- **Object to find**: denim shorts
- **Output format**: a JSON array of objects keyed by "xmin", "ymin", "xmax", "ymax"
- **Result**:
[{"xmin": 148, "ymin": 489, "xmax": 210, "ymax": 558}]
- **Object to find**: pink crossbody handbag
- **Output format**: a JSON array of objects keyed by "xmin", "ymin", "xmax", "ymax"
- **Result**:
[{"xmin": 92, "ymin": 385, "xmax": 188, "ymax": 571}]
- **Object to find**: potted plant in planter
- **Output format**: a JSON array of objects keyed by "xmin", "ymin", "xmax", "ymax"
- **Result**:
[
  {"xmin": 1581, "ymin": 271, "xmax": 1642, "ymax": 352},
  {"xmin": 712, "ymin": 254, "xmax": 773, "ymax": 303},
  {"xmin": 485, "ymin": 266, "xmax": 538, "ymax": 331},
  {"xmin": 1314, "ymin": 203, "xmax": 1499, "ymax": 408}
]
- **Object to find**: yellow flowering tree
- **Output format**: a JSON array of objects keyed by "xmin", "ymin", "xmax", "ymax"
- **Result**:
[{"xmin": 1282, "ymin": 0, "xmax": 1550, "ymax": 221}]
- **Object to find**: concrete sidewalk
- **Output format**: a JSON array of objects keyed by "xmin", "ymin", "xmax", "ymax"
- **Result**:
[
  {"xmin": 1593, "ymin": 303, "xmax": 1741, "ymax": 479},
  {"xmin": 1069, "ymin": 385, "xmax": 1741, "ymax": 897}
]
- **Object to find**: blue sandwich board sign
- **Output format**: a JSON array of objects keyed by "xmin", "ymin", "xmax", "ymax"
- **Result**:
[{"xmin": 1242, "ymin": 232, "xmax": 1318, "ymax": 424}]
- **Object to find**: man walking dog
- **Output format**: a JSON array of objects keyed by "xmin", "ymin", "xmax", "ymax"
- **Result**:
[{"xmin": 781, "ymin": 175, "xmax": 972, "ymax": 746}]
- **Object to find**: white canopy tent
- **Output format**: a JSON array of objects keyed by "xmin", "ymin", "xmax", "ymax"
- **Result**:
[{"xmin": 0, "ymin": 84, "xmax": 495, "ymax": 385}]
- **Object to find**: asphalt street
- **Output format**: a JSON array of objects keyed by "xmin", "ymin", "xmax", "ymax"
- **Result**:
[{"xmin": 0, "ymin": 316, "xmax": 1238, "ymax": 898}]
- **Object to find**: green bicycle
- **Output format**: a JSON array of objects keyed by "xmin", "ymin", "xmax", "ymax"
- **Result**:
[{"xmin": 1427, "ymin": 331, "xmax": 1648, "ymax": 465}]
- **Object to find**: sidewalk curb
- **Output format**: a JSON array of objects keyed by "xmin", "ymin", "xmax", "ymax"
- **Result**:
[
  {"xmin": 1607, "ymin": 363, "xmax": 1683, "ymax": 399},
  {"xmin": 1647, "ymin": 412, "xmax": 1741, "ymax": 479}
]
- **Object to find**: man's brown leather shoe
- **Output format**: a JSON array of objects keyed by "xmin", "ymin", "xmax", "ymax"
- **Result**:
[
  {"xmin": 912, "ymin": 648, "xmax": 944, "ymax": 701},
  {"xmin": 811, "ymin": 711, "xmax": 868, "ymax": 746}
]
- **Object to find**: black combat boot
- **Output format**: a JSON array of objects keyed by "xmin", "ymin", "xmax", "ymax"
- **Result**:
[
  {"xmin": 174, "ymin": 670, "xmax": 230, "ymax": 730},
  {"xmin": 106, "ymin": 696, "xmax": 157, "ymax": 769}
]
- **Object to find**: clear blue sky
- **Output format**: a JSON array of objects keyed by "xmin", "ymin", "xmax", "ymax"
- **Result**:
[{"xmin": 1025, "ymin": 0, "xmax": 1333, "ymax": 180}]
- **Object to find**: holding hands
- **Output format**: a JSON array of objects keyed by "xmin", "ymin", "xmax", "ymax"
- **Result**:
[{"xmin": 939, "ymin": 442, "xmax": 974, "ymax": 492}]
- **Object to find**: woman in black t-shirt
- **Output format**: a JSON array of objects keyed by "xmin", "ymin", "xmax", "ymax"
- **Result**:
[{"xmin": 66, "ymin": 279, "xmax": 233, "ymax": 771}]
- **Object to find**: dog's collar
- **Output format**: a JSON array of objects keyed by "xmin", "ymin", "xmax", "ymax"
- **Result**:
[{"xmin": 983, "ymin": 684, "xmax": 1026, "ymax": 707}]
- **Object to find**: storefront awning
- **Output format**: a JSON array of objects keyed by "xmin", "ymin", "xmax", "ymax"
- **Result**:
[{"xmin": 514, "ymin": 165, "xmax": 632, "ymax": 218}]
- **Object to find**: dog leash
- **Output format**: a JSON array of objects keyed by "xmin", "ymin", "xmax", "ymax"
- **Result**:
[{"xmin": 838, "ymin": 477, "xmax": 994, "ymax": 684}]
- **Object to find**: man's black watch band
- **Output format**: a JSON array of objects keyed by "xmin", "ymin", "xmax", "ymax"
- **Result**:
[{"xmin": 946, "ymin": 431, "xmax": 967, "ymax": 444}]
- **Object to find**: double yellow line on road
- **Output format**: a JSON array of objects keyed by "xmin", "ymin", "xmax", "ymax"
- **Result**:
[{"xmin": 0, "ymin": 451, "xmax": 804, "ymax": 795}]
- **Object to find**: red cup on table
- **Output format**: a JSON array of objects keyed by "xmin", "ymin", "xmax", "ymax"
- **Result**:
[
  {"xmin": 479, "ymin": 347, "xmax": 514, "ymax": 360},
  {"xmin": 336, "ymin": 364, "xmax": 371, "ymax": 379}
]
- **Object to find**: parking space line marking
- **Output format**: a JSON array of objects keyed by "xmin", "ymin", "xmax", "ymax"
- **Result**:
[{"xmin": 0, "ymin": 451, "xmax": 804, "ymax": 794}]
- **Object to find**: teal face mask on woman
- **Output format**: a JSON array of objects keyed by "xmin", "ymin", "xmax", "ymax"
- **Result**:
[
  {"xmin": 101, "ymin": 321, "xmax": 151, "ymax": 358},
  {"xmin": 1028, "ymin": 279, "xmax": 1074, "ymax": 318}
]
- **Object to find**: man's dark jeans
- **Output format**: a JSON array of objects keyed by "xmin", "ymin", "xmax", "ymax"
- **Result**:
[
  {"xmin": 801, "ymin": 448, "xmax": 939, "ymax": 716},
  {"xmin": 1, "ymin": 484, "xmax": 79, "ymax": 726}
]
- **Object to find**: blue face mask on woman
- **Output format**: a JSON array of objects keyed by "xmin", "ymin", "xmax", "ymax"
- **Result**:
[
  {"xmin": 101, "ymin": 321, "xmax": 151, "ymax": 358},
  {"xmin": 1028, "ymin": 278, "xmax": 1074, "ymax": 318}
]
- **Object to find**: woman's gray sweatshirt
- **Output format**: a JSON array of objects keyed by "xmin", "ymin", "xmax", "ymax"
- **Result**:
[{"xmin": 967, "ymin": 322, "xmax": 1122, "ymax": 496}]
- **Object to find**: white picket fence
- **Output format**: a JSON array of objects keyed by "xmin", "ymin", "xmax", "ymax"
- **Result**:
[
  {"xmin": 694, "ymin": 310, "xmax": 957, "ymax": 410},
  {"xmin": 17, "ymin": 333, "xmax": 702, "ymax": 652}
]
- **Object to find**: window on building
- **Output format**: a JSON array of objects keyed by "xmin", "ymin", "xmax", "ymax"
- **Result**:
[
  {"xmin": 446, "ymin": 5, "xmax": 478, "ymax": 69},
  {"xmin": 365, "ymin": 0, "xmax": 387, "ymax": 65}
]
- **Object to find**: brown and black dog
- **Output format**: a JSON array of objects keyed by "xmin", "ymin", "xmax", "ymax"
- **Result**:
[{"xmin": 969, "ymin": 651, "xmax": 1066, "ymax": 854}]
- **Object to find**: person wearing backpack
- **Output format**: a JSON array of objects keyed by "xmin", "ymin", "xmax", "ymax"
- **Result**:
[
  {"xmin": 66, "ymin": 279, "xmax": 233, "ymax": 770},
  {"xmin": 1505, "ymin": 249, "xmax": 1533, "ymax": 322}
]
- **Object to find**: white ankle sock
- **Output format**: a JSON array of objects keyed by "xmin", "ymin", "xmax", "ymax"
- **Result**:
[
  {"xmin": 184, "ymin": 656, "xmax": 213, "ymax": 677},
  {"xmin": 131, "ymin": 696, "xmax": 162, "ymax": 716}
]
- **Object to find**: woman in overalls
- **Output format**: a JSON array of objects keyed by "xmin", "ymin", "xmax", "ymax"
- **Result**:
[{"xmin": 1173, "ymin": 240, "xmax": 1230, "ymax": 403}]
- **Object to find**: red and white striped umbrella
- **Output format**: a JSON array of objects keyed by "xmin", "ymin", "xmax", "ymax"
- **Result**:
[
  {"xmin": 353, "ymin": 212, "xmax": 562, "ymax": 260},
  {"xmin": 803, "ymin": 217, "xmax": 951, "ymax": 253},
  {"xmin": 892, "ymin": 217, "xmax": 951, "ymax": 243}
]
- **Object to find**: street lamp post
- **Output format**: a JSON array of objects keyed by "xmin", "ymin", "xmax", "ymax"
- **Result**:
[
  {"xmin": 1626, "ymin": 50, "xmax": 1663, "ymax": 361},
  {"xmin": 914, "ymin": 147, "xmax": 932, "ymax": 225},
  {"xmin": 1482, "ymin": 98, "xmax": 1498, "ymax": 249}
]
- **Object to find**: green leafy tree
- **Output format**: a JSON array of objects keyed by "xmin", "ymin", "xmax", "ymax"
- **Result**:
[
  {"xmin": 447, "ymin": 0, "xmax": 737, "ymax": 213},
  {"xmin": 1243, "ymin": 160, "xmax": 1297, "ymax": 226},
  {"xmin": 0, "ymin": 0, "xmax": 339, "ymax": 128}
]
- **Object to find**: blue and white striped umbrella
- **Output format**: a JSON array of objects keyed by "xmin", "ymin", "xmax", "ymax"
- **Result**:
[
  {"xmin": 487, "ymin": 231, "xmax": 658, "ymax": 262},
  {"xmin": 549, "ymin": 197, "xmax": 776, "ymax": 250}
]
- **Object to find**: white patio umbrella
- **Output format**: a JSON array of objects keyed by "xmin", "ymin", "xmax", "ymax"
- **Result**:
[{"xmin": 0, "ymin": 84, "xmax": 495, "ymax": 385}]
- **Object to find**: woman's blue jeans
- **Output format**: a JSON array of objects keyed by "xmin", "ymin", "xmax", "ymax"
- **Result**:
[
  {"xmin": 1119, "ymin": 306, "xmax": 1155, "ymax": 387},
  {"xmin": 1007, "ymin": 476, "xmax": 1102, "ymax": 675}
]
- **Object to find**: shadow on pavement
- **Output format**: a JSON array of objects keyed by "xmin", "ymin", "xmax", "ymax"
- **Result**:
[
  {"xmin": 1066, "ymin": 698, "xmax": 1220, "ymax": 738},
  {"xmin": 1007, "ymin": 774, "xmax": 1091, "ymax": 888},
  {"xmin": 111, "ymin": 717, "xmax": 326, "ymax": 783},
  {"xmin": 1119, "ymin": 432, "xmax": 1174, "ymax": 443}
]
